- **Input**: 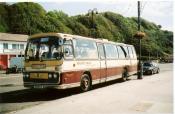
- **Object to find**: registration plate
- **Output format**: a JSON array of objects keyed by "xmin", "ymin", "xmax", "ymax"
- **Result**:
[{"xmin": 30, "ymin": 73, "xmax": 48, "ymax": 79}]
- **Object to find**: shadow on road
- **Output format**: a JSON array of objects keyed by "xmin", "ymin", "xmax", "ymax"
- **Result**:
[{"xmin": 0, "ymin": 78, "xmax": 125, "ymax": 103}]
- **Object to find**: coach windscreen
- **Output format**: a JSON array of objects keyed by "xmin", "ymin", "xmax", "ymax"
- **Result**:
[{"xmin": 25, "ymin": 36, "xmax": 63, "ymax": 61}]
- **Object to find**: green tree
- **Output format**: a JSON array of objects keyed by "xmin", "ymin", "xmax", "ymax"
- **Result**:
[
  {"xmin": 0, "ymin": 3, "xmax": 9, "ymax": 32},
  {"xmin": 8, "ymin": 2, "xmax": 46, "ymax": 34}
]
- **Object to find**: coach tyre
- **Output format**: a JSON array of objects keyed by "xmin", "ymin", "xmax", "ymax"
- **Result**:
[
  {"xmin": 80, "ymin": 74, "xmax": 91, "ymax": 92},
  {"xmin": 121, "ymin": 69, "xmax": 128, "ymax": 82}
]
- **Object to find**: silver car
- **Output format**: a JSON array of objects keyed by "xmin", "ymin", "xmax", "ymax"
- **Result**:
[{"xmin": 143, "ymin": 62, "xmax": 160, "ymax": 75}]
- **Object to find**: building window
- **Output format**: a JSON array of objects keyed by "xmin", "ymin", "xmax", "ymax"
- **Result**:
[
  {"xmin": 3, "ymin": 43, "xmax": 8, "ymax": 49},
  {"xmin": 18, "ymin": 55, "xmax": 24, "ymax": 57},
  {"xmin": 12, "ymin": 44, "xmax": 19, "ymax": 49},
  {"xmin": 12, "ymin": 44, "xmax": 17, "ymax": 49},
  {"xmin": 20, "ymin": 44, "xmax": 24, "ymax": 49}
]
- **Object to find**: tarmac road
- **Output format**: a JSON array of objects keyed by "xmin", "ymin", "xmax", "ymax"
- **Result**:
[{"xmin": 0, "ymin": 63, "xmax": 173, "ymax": 114}]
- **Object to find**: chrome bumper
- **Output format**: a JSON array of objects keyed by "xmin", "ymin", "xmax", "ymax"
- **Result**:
[{"xmin": 24, "ymin": 82, "xmax": 80, "ymax": 89}]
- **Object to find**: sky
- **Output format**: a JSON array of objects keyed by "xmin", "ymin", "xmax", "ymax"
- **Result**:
[{"xmin": 39, "ymin": 0, "xmax": 173, "ymax": 31}]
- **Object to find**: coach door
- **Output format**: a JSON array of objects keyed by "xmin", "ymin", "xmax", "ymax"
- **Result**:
[{"xmin": 97, "ymin": 43, "xmax": 107, "ymax": 83}]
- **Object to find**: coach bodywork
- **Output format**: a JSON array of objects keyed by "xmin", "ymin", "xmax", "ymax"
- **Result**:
[{"xmin": 23, "ymin": 33, "xmax": 137, "ymax": 91}]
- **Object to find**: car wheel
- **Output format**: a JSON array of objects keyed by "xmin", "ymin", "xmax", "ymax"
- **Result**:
[
  {"xmin": 157, "ymin": 68, "xmax": 160, "ymax": 74},
  {"xmin": 150, "ymin": 70, "xmax": 154, "ymax": 75},
  {"xmin": 80, "ymin": 74, "xmax": 91, "ymax": 92}
]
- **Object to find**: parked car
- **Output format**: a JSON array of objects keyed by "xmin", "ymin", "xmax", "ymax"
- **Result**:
[
  {"xmin": 143, "ymin": 61, "xmax": 160, "ymax": 75},
  {"xmin": 6, "ymin": 57, "xmax": 24, "ymax": 74}
]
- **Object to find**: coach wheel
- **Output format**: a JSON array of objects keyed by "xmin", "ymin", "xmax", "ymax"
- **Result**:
[
  {"xmin": 80, "ymin": 74, "xmax": 91, "ymax": 92},
  {"xmin": 121, "ymin": 69, "xmax": 128, "ymax": 82}
]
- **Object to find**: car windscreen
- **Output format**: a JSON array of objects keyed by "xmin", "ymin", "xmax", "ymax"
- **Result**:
[{"xmin": 143, "ymin": 63, "xmax": 152, "ymax": 67}]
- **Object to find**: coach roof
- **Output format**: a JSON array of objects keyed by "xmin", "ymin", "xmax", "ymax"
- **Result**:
[{"xmin": 29, "ymin": 33, "xmax": 129, "ymax": 46}]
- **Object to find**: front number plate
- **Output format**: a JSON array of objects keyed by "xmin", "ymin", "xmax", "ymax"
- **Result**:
[{"xmin": 30, "ymin": 73, "xmax": 48, "ymax": 79}]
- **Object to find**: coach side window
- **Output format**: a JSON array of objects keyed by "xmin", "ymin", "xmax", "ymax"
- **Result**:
[
  {"xmin": 123, "ymin": 46, "xmax": 129, "ymax": 57},
  {"xmin": 131, "ymin": 46, "xmax": 137, "ymax": 59},
  {"xmin": 64, "ymin": 40, "xmax": 74, "ymax": 60},
  {"xmin": 128, "ymin": 46, "xmax": 134, "ymax": 58},
  {"xmin": 117, "ymin": 46, "xmax": 126, "ymax": 59},
  {"xmin": 105, "ymin": 44, "xmax": 118, "ymax": 59},
  {"xmin": 97, "ymin": 44, "xmax": 105, "ymax": 59},
  {"xmin": 73, "ymin": 39, "xmax": 98, "ymax": 59}
]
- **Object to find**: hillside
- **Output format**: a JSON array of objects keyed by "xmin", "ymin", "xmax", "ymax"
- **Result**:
[{"xmin": 0, "ymin": 2, "xmax": 173, "ymax": 59}]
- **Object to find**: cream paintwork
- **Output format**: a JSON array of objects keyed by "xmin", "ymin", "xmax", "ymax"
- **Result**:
[
  {"xmin": 61, "ymin": 60, "xmax": 100, "ymax": 72},
  {"xmin": 25, "ymin": 66, "xmax": 56, "ymax": 72}
]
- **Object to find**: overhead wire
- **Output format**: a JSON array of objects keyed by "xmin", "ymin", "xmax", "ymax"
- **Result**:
[
  {"xmin": 122, "ymin": 3, "xmax": 133, "ymax": 16},
  {"xmin": 140, "ymin": 1, "xmax": 147, "ymax": 16}
]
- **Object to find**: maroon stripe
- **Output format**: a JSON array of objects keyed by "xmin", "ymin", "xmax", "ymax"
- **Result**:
[
  {"xmin": 128, "ymin": 65, "xmax": 137, "ymax": 72},
  {"xmin": 61, "ymin": 71, "xmax": 83, "ymax": 84},
  {"xmin": 107, "ymin": 67, "xmax": 123, "ymax": 76},
  {"xmin": 60, "ymin": 65, "xmax": 138, "ymax": 84}
]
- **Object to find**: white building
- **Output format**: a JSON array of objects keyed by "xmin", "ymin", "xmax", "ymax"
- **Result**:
[{"xmin": 0, "ymin": 33, "xmax": 28, "ymax": 69}]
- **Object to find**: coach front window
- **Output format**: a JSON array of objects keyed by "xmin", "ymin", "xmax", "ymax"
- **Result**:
[{"xmin": 25, "ymin": 36, "xmax": 63, "ymax": 61}]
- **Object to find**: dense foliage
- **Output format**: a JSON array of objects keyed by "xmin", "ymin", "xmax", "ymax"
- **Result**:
[{"xmin": 0, "ymin": 2, "xmax": 173, "ymax": 59}]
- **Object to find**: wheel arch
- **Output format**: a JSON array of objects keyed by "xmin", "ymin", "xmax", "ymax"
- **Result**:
[{"xmin": 124, "ymin": 65, "xmax": 129, "ymax": 73}]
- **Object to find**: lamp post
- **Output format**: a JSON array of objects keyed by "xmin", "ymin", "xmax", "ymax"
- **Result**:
[
  {"xmin": 88, "ymin": 8, "xmax": 98, "ymax": 38},
  {"xmin": 134, "ymin": 31, "xmax": 145, "ymax": 79},
  {"xmin": 134, "ymin": 1, "xmax": 146, "ymax": 79}
]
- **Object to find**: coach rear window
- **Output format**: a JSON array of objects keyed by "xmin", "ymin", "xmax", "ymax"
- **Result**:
[{"xmin": 117, "ymin": 46, "xmax": 126, "ymax": 59}]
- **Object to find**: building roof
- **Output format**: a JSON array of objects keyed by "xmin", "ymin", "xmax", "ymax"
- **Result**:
[{"xmin": 0, "ymin": 33, "xmax": 28, "ymax": 42}]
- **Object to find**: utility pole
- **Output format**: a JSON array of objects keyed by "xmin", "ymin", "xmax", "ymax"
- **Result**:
[
  {"xmin": 88, "ymin": 8, "xmax": 98, "ymax": 38},
  {"xmin": 137, "ymin": 1, "xmax": 143, "ymax": 79},
  {"xmin": 138, "ymin": 1, "xmax": 141, "ymax": 31}
]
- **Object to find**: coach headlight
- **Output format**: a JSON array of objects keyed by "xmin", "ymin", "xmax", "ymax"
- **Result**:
[
  {"xmin": 23, "ymin": 73, "xmax": 29, "ymax": 78},
  {"xmin": 48, "ymin": 73, "xmax": 52, "ymax": 78},
  {"xmin": 26, "ymin": 73, "xmax": 29, "ymax": 78},
  {"xmin": 53, "ymin": 73, "xmax": 57, "ymax": 78}
]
